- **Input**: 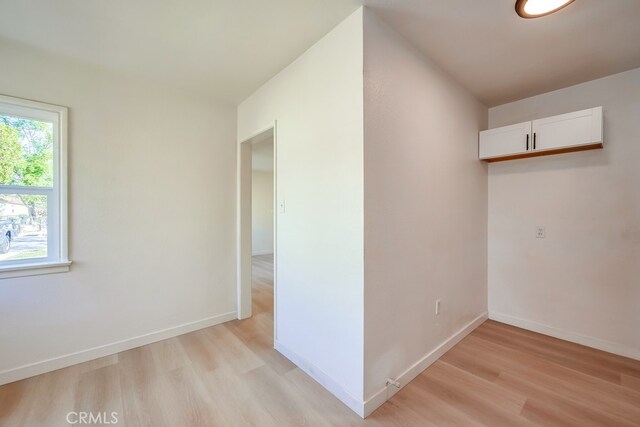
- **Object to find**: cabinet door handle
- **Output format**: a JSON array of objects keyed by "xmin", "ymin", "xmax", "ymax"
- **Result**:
[
  {"xmin": 533, "ymin": 132, "xmax": 537, "ymax": 150},
  {"xmin": 526, "ymin": 134, "xmax": 529, "ymax": 151}
]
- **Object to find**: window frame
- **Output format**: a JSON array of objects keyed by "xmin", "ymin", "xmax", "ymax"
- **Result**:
[{"xmin": 0, "ymin": 94, "xmax": 70, "ymax": 279}]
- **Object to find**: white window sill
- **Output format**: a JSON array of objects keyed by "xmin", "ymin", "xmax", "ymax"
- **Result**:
[{"xmin": 0, "ymin": 261, "xmax": 72, "ymax": 279}]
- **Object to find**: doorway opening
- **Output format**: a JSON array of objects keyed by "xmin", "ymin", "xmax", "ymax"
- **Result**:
[{"xmin": 238, "ymin": 125, "xmax": 276, "ymax": 341}]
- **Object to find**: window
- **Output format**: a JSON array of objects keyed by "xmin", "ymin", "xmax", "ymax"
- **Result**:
[{"xmin": 0, "ymin": 94, "xmax": 70, "ymax": 278}]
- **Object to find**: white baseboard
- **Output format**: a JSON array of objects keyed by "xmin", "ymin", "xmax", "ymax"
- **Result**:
[
  {"xmin": 362, "ymin": 312, "xmax": 488, "ymax": 418},
  {"xmin": 0, "ymin": 311, "xmax": 237, "ymax": 386},
  {"xmin": 489, "ymin": 311, "xmax": 640, "ymax": 361},
  {"xmin": 252, "ymin": 250, "xmax": 273, "ymax": 256},
  {"xmin": 276, "ymin": 313, "xmax": 487, "ymax": 419},
  {"xmin": 274, "ymin": 340, "xmax": 366, "ymax": 417}
]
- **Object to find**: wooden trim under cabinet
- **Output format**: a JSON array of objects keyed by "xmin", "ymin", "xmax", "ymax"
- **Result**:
[{"xmin": 482, "ymin": 143, "xmax": 603, "ymax": 163}]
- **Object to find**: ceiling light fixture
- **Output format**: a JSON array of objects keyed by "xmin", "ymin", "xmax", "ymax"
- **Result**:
[{"xmin": 515, "ymin": 0, "xmax": 576, "ymax": 18}]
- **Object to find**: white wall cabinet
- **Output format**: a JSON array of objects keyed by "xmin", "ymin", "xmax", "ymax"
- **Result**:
[
  {"xmin": 479, "ymin": 121, "xmax": 531, "ymax": 159},
  {"xmin": 479, "ymin": 107, "xmax": 603, "ymax": 162}
]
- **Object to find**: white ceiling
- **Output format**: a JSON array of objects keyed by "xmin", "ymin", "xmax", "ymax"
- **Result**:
[
  {"xmin": 1, "ymin": 1, "xmax": 639, "ymax": 107},
  {"xmin": 0, "ymin": 0, "xmax": 360, "ymax": 104},
  {"xmin": 364, "ymin": 0, "xmax": 640, "ymax": 106}
]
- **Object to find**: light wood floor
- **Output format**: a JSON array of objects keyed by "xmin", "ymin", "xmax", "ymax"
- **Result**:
[{"xmin": 1, "ymin": 254, "xmax": 639, "ymax": 426}]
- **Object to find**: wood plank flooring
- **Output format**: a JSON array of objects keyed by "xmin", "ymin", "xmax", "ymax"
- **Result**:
[{"xmin": 1, "ymin": 253, "xmax": 639, "ymax": 426}]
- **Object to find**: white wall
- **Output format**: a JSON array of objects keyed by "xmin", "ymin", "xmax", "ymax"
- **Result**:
[
  {"xmin": 0, "ymin": 40, "xmax": 237, "ymax": 384},
  {"xmin": 362, "ymin": 9, "xmax": 488, "ymax": 408},
  {"xmin": 488, "ymin": 68, "xmax": 640, "ymax": 359},
  {"xmin": 252, "ymin": 169, "xmax": 274, "ymax": 255},
  {"xmin": 238, "ymin": 8, "xmax": 365, "ymax": 410}
]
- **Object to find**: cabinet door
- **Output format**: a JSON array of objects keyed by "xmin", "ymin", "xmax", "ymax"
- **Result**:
[
  {"xmin": 479, "ymin": 121, "xmax": 531, "ymax": 159},
  {"xmin": 532, "ymin": 107, "xmax": 603, "ymax": 152}
]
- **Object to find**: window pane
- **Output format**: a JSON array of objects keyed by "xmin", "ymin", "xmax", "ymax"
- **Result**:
[
  {"xmin": 0, "ymin": 194, "xmax": 48, "ymax": 261},
  {"xmin": 0, "ymin": 115, "xmax": 54, "ymax": 187}
]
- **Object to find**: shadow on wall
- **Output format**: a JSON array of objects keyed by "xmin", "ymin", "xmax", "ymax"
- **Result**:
[{"xmin": 488, "ymin": 147, "xmax": 609, "ymax": 175}]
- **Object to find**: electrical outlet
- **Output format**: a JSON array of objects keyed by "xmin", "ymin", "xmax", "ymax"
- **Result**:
[
  {"xmin": 435, "ymin": 299, "xmax": 441, "ymax": 316},
  {"xmin": 536, "ymin": 226, "xmax": 545, "ymax": 239}
]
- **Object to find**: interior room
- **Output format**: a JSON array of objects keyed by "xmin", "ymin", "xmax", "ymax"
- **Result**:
[
  {"xmin": 0, "ymin": 0, "xmax": 638, "ymax": 425},
  {"xmin": 250, "ymin": 132, "xmax": 275, "ymax": 330}
]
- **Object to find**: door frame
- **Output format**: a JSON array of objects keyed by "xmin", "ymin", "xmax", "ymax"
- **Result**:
[{"xmin": 237, "ymin": 122, "xmax": 277, "ymax": 338}]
